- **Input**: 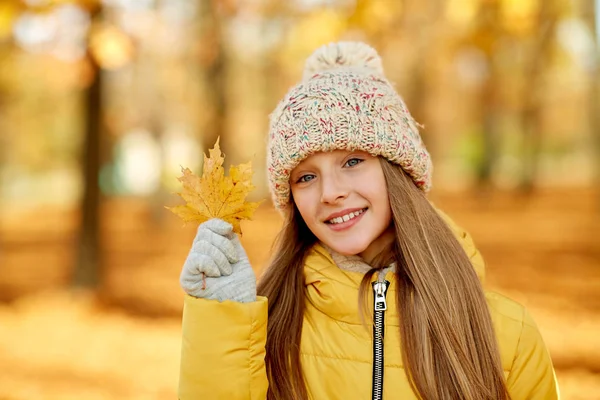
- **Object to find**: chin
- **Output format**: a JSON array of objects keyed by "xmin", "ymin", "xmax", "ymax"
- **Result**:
[{"xmin": 324, "ymin": 239, "xmax": 369, "ymax": 257}]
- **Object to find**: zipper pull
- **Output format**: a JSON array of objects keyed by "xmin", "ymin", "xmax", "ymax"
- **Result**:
[{"xmin": 373, "ymin": 281, "xmax": 388, "ymax": 311}]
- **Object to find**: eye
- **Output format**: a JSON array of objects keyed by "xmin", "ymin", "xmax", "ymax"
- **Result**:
[
  {"xmin": 344, "ymin": 158, "xmax": 363, "ymax": 168},
  {"xmin": 297, "ymin": 174, "xmax": 316, "ymax": 183}
]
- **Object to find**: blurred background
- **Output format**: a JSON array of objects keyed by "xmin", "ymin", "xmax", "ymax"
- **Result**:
[{"xmin": 0, "ymin": 0, "xmax": 598, "ymax": 398}]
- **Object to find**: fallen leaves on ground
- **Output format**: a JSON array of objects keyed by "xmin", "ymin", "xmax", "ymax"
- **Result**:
[{"xmin": 0, "ymin": 290, "xmax": 181, "ymax": 400}]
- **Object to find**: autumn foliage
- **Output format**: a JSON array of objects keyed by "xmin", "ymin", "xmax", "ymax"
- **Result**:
[{"xmin": 167, "ymin": 138, "xmax": 262, "ymax": 235}]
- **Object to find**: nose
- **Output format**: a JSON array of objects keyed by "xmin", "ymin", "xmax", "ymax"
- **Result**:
[{"xmin": 320, "ymin": 172, "xmax": 349, "ymax": 204}]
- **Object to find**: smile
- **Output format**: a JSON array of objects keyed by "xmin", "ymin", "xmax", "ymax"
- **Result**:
[{"xmin": 327, "ymin": 208, "xmax": 367, "ymax": 224}]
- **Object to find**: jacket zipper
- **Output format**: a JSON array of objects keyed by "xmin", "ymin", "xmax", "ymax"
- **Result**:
[{"xmin": 372, "ymin": 270, "xmax": 390, "ymax": 400}]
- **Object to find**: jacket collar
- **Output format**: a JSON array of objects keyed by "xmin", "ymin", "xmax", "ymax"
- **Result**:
[{"xmin": 303, "ymin": 244, "xmax": 400, "ymax": 325}]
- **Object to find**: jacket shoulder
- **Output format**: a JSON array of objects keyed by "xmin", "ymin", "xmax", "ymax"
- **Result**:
[
  {"xmin": 485, "ymin": 293, "xmax": 559, "ymax": 398},
  {"xmin": 485, "ymin": 291, "xmax": 529, "ymax": 371},
  {"xmin": 485, "ymin": 291, "xmax": 530, "ymax": 325},
  {"xmin": 486, "ymin": 290, "xmax": 541, "ymax": 331}
]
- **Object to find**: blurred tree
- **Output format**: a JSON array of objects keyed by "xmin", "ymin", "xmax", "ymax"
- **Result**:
[
  {"xmin": 261, "ymin": 1, "xmax": 288, "ymax": 111},
  {"xmin": 348, "ymin": 0, "xmax": 403, "ymax": 49},
  {"xmin": 0, "ymin": 1, "xmax": 22, "ymax": 173},
  {"xmin": 519, "ymin": 0, "xmax": 558, "ymax": 191},
  {"xmin": 397, "ymin": 0, "xmax": 445, "ymax": 135},
  {"xmin": 198, "ymin": 0, "xmax": 228, "ymax": 157},
  {"xmin": 471, "ymin": 0, "xmax": 503, "ymax": 187},
  {"xmin": 74, "ymin": 3, "xmax": 103, "ymax": 288},
  {"xmin": 0, "ymin": 1, "xmax": 21, "ymax": 43},
  {"xmin": 585, "ymin": 0, "xmax": 600, "ymax": 194}
]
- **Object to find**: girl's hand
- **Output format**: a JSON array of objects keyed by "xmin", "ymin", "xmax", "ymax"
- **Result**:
[{"xmin": 180, "ymin": 219, "xmax": 256, "ymax": 303}]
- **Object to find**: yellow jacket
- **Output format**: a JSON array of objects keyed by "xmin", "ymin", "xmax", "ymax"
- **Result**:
[{"xmin": 179, "ymin": 213, "xmax": 559, "ymax": 399}]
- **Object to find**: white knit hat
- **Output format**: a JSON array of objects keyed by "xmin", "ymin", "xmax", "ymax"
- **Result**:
[{"xmin": 267, "ymin": 41, "xmax": 432, "ymax": 211}]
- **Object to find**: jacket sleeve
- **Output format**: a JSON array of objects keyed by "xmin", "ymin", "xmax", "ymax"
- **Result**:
[
  {"xmin": 506, "ymin": 308, "xmax": 560, "ymax": 399},
  {"xmin": 179, "ymin": 294, "xmax": 269, "ymax": 400}
]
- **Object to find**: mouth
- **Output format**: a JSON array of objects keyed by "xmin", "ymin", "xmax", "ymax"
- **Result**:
[{"xmin": 325, "ymin": 208, "xmax": 368, "ymax": 225}]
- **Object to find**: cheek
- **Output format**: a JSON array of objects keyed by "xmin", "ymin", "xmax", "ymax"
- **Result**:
[
  {"xmin": 364, "ymin": 172, "xmax": 392, "ymax": 222},
  {"xmin": 291, "ymin": 188, "xmax": 315, "ymax": 223},
  {"xmin": 364, "ymin": 172, "xmax": 388, "ymax": 203}
]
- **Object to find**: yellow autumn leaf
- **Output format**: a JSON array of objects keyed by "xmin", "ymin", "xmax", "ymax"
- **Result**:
[{"xmin": 167, "ymin": 138, "xmax": 263, "ymax": 234}]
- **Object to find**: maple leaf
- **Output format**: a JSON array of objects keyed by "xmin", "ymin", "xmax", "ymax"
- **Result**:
[{"xmin": 167, "ymin": 138, "xmax": 263, "ymax": 235}]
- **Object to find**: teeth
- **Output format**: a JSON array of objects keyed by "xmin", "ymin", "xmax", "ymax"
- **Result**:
[{"xmin": 328, "ymin": 209, "xmax": 365, "ymax": 224}]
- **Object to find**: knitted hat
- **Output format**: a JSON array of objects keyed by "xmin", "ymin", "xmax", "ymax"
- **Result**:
[{"xmin": 267, "ymin": 41, "xmax": 432, "ymax": 211}]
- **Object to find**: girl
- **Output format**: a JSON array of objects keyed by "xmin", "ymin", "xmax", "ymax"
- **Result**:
[{"xmin": 178, "ymin": 42, "xmax": 559, "ymax": 400}]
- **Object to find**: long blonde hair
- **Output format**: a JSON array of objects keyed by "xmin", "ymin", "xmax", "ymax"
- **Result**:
[{"xmin": 257, "ymin": 159, "xmax": 509, "ymax": 400}]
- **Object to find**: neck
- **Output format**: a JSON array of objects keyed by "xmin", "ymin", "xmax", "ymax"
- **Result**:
[{"xmin": 359, "ymin": 225, "xmax": 395, "ymax": 264}]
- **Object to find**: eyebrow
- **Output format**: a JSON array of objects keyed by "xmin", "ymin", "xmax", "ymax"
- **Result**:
[{"xmin": 290, "ymin": 167, "xmax": 306, "ymax": 181}]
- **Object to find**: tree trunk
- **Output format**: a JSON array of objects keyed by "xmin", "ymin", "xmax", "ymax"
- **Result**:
[
  {"xmin": 74, "ymin": 8, "xmax": 103, "ymax": 288},
  {"xmin": 475, "ymin": 2, "xmax": 502, "ymax": 188},
  {"xmin": 401, "ymin": 0, "xmax": 445, "ymax": 143},
  {"xmin": 589, "ymin": 0, "xmax": 600, "ymax": 200},
  {"xmin": 519, "ymin": 0, "xmax": 557, "ymax": 192},
  {"xmin": 199, "ymin": 0, "xmax": 227, "ymax": 157}
]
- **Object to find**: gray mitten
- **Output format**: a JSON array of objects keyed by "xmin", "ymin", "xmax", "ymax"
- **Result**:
[{"xmin": 180, "ymin": 219, "xmax": 256, "ymax": 303}]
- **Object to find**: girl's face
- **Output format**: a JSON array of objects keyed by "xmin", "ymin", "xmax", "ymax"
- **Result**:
[{"xmin": 290, "ymin": 150, "xmax": 393, "ymax": 261}]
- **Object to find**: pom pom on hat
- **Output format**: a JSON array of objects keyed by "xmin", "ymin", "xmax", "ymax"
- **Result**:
[{"xmin": 302, "ymin": 41, "xmax": 385, "ymax": 81}]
